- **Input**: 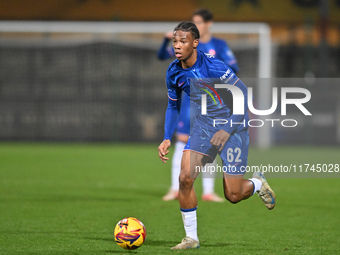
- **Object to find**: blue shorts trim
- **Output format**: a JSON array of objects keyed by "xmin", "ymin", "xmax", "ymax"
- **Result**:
[{"xmin": 180, "ymin": 206, "xmax": 198, "ymax": 212}]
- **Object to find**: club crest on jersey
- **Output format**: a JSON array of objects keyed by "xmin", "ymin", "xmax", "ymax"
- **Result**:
[
  {"xmin": 220, "ymin": 69, "xmax": 234, "ymax": 82},
  {"xmin": 208, "ymin": 49, "xmax": 216, "ymax": 56}
]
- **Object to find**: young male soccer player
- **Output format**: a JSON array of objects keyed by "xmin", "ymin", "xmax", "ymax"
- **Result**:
[
  {"xmin": 159, "ymin": 9, "xmax": 239, "ymax": 202},
  {"xmin": 158, "ymin": 21, "xmax": 276, "ymax": 250}
]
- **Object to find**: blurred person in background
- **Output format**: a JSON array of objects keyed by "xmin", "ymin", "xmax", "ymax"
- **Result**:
[{"xmin": 158, "ymin": 9, "xmax": 239, "ymax": 202}]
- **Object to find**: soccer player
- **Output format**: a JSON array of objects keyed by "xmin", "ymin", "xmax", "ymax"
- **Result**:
[
  {"xmin": 160, "ymin": 9, "xmax": 239, "ymax": 202},
  {"xmin": 158, "ymin": 21, "xmax": 276, "ymax": 250}
]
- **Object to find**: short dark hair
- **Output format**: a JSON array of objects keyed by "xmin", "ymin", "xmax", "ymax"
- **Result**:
[
  {"xmin": 192, "ymin": 9, "xmax": 213, "ymax": 22},
  {"xmin": 173, "ymin": 21, "xmax": 200, "ymax": 40}
]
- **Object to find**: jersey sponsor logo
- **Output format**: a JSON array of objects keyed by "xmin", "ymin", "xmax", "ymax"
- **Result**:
[
  {"xmin": 178, "ymin": 82, "xmax": 185, "ymax": 87},
  {"xmin": 220, "ymin": 69, "xmax": 234, "ymax": 82}
]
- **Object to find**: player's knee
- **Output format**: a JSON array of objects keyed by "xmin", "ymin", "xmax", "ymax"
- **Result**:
[
  {"xmin": 224, "ymin": 191, "xmax": 242, "ymax": 204},
  {"xmin": 179, "ymin": 170, "xmax": 194, "ymax": 188}
]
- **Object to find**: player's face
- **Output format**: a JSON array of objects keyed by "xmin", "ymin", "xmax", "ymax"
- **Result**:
[
  {"xmin": 192, "ymin": 15, "xmax": 212, "ymax": 37},
  {"xmin": 172, "ymin": 30, "xmax": 198, "ymax": 64}
]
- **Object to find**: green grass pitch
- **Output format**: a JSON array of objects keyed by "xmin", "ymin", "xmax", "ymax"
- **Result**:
[{"xmin": 0, "ymin": 143, "xmax": 339, "ymax": 254}]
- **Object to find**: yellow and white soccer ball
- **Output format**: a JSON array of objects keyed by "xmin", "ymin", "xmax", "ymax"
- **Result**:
[{"xmin": 114, "ymin": 217, "xmax": 146, "ymax": 250}]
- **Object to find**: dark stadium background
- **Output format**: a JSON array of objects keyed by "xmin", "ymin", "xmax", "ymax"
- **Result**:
[{"xmin": 0, "ymin": 0, "xmax": 339, "ymax": 145}]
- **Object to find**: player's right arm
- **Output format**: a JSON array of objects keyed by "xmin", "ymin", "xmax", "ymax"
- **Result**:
[
  {"xmin": 157, "ymin": 32, "xmax": 175, "ymax": 60},
  {"xmin": 158, "ymin": 139, "xmax": 171, "ymax": 163},
  {"xmin": 158, "ymin": 74, "xmax": 182, "ymax": 163}
]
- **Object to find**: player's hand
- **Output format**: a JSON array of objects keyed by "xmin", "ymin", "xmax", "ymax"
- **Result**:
[
  {"xmin": 210, "ymin": 130, "xmax": 230, "ymax": 151},
  {"xmin": 165, "ymin": 31, "xmax": 173, "ymax": 39},
  {"xmin": 158, "ymin": 139, "xmax": 171, "ymax": 163}
]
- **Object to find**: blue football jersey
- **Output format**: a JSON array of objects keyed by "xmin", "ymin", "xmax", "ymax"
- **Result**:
[{"xmin": 163, "ymin": 50, "xmax": 248, "ymax": 141}]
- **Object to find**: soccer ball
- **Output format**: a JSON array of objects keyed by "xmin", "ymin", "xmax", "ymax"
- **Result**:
[{"xmin": 114, "ymin": 217, "xmax": 146, "ymax": 250}]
